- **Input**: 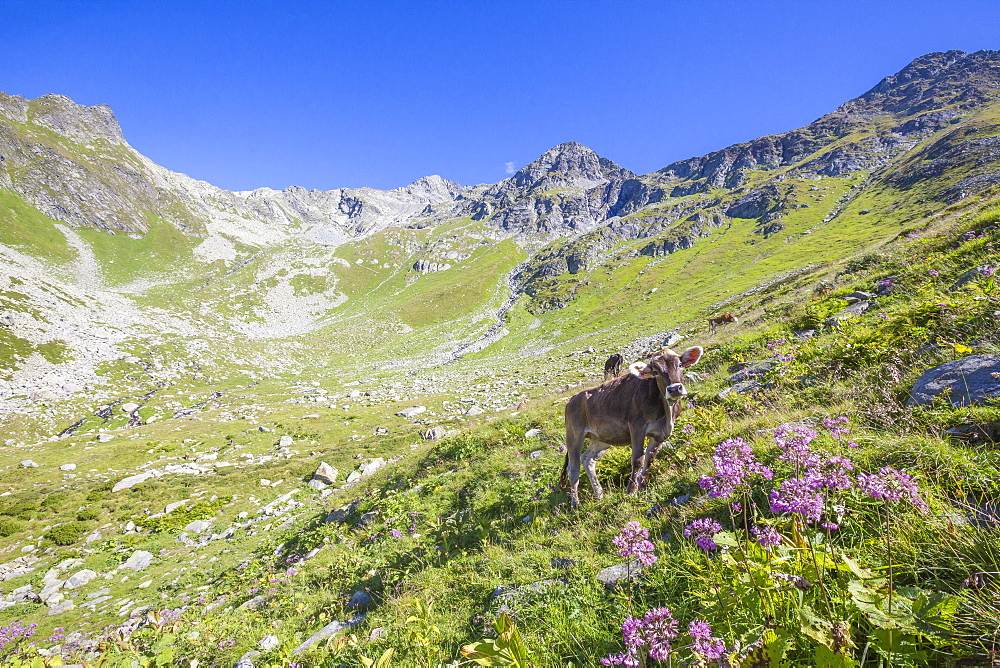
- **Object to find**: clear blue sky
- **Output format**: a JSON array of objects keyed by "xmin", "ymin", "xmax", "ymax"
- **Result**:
[{"xmin": 2, "ymin": 1, "xmax": 999, "ymax": 192}]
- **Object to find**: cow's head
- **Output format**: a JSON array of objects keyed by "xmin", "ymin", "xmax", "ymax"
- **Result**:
[{"xmin": 629, "ymin": 346, "xmax": 703, "ymax": 403}]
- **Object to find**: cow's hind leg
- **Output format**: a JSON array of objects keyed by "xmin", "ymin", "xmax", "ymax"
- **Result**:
[
  {"xmin": 564, "ymin": 421, "xmax": 585, "ymax": 507},
  {"xmin": 582, "ymin": 442, "xmax": 612, "ymax": 500}
]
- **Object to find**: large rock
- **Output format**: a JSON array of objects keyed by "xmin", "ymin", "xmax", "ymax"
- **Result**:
[
  {"xmin": 908, "ymin": 355, "xmax": 1000, "ymax": 406},
  {"xmin": 121, "ymin": 550, "xmax": 154, "ymax": 571},
  {"xmin": 112, "ymin": 472, "xmax": 155, "ymax": 492},
  {"xmin": 396, "ymin": 406, "xmax": 426, "ymax": 418},
  {"xmin": 725, "ymin": 358, "xmax": 781, "ymax": 384},
  {"xmin": 292, "ymin": 614, "xmax": 366, "ymax": 655},
  {"xmin": 63, "ymin": 569, "xmax": 97, "ymax": 589},
  {"xmin": 312, "ymin": 462, "xmax": 339, "ymax": 485},
  {"xmin": 596, "ymin": 559, "xmax": 650, "ymax": 588}
]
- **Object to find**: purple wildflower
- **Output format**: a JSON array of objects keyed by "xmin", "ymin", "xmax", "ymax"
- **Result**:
[
  {"xmin": 857, "ymin": 466, "xmax": 928, "ymax": 512},
  {"xmin": 822, "ymin": 416, "xmax": 851, "ymax": 440},
  {"xmin": 698, "ymin": 437, "xmax": 772, "ymax": 499},
  {"xmin": 389, "ymin": 528, "xmax": 402, "ymax": 538},
  {"xmin": 806, "ymin": 455, "xmax": 854, "ymax": 492},
  {"xmin": 681, "ymin": 423, "xmax": 695, "ymax": 435},
  {"xmin": 218, "ymin": 638, "xmax": 237, "ymax": 648},
  {"xmin": 774, "ymin": 423, "xmax": 820, "ymax": 468},
  {"xmin": 751, "ymin": 524, "xmax": 781, "ymax": 547},
  {"xmin": 928, "ymin": 268, "xmax": 940, "ymax": 277},
  {"xmin": 684, "ymin": 517, "xmax": 723, "ymax": 552},
  {"xmin": 47, "ymin": 627, "xmax": 66, "ymax": 643},
  {"xmin": 641, "ymin": 607, "xmax": 680, "ymax": 661},
  {"xmin": 612, "ymin": 521, "xmax": 658, "ymax": 566},
  {"xmin": 602, "ymin": 608, "xmax": 680, "ymax": 664},
  {"xmin": 985, "ymin": 267, "xmax": 997, "ymax": 277},
  {"xmin": 0, "ymin": 621, "xmax": 38, "ymax": 650},
  {"xmin": 769, "ymin": 478, "xmax": 824, "ymax": 523},
  {"xmin": 688, "ymin": 620, "xmax": 727, "ymax": 661}
]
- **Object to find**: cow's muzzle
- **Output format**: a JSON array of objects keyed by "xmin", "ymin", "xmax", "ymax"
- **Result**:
[{"xmin": 664, "ymin": 383, "xmax": 687, "ymax": 401}]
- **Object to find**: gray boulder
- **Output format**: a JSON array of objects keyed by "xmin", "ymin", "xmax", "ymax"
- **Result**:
[
  {"xmin": 596, "ymin": 559, "xmax": 649, "ymax": 588},
  {"xmin": 312, "ymin": 462, "xmax": 339, "ymax": 485},
  {"xmin": 908, "ymin": 355, "xmax": 1000, "ymax": 407},
  {"xmin": 726, "ymin": 358, "xmax": 781, "ymax": 384},
  {"xmin": 841, "ymin": 291, "xmax": 874, "ymax": 303},
  {"xmin": 292, "ymin": 614, "xmax": 366, "ymax": 655},
  {"xmin": 718, "ymin": 380, "xmax": 765, "ymax": 398},
  {"xmin": 112, "ymin": 472, "xmax": 155, "ymax": 492},
  {"xmin": 122, "ymin": 550, "xmax": 154, "ymax": 572},
  {"xmin": 63, "ymin": 569, "xmax": 97, "ymax": 589},
  {"xmin": 948, "ymin": 266, "xmax": 997, "ymax": 292}
]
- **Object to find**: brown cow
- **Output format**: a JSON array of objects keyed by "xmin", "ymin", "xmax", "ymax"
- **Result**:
[
  {"xmin": 708, "ymin": 313, "xmax": 738, "ymax": 333},
  {"xmin": 603, "ymin": 353, "xmax": 624, "ymax": 381},
  {"xmin": 560, "ymin": 347, "xmax": 703, "ymax": 506}
]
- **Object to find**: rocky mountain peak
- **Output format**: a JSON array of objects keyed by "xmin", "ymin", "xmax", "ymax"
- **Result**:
[
  {"xmin": 21, "ymin": 93, "xmax": 126, "ymax": 146},
  {"xmin": 841, "ymin": 49, "xmax": 1000, "ymax": 116},
  {"xmin": 508, "ymin": 141, "xmax": 635, "ymax": 194},
  {"xmin": 396, "ymin": 174, "xmax": 467, "ymax": 201}
]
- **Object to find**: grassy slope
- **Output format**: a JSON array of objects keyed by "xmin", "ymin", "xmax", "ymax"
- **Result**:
[{"xmin": 0, "ymin": 192, "xmax": 997, "ymax": 666}]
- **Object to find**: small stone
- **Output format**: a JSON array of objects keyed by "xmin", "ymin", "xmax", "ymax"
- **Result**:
[
  {"xmin": 20, "ymin": 460, "xmax": 39, "ymax": 468},
  {"xmin": 97, "ymin": 434, "xmax": 115, "ymax": 443},
  {"xmin": 307, "ymin": 479, "xmax": 328, "ymax": 490},
  {"xmin": 121, "ymin": 402, "xmax": 140, "ymax": 414},
  {"xmin": 524, "ymin": 428, "xmax": 542, "ymax": 438},
  {"xmin": 59, "ymin": 463, "xmax": 77, "ymax": 471},
  {"xmin": 395, "ymin": 406, "xmax": 426, "ymax": 418},
  {"xmin": 278, "ymin": 435, "xmax": 294, "ymax": 448},
  {"xmin": 138, "ymin": 580, "xmax": 153, "ymax": 589},
  {"xmin": 258, "ymin": 634, "xmax": 280, "ymax": 651},
  {"xmin": 529, "ymin": 450, "xmax": 544, "ymax": 460},
  {"xmin": 463, "ymin": 405, "xmax": 484, "ymax": 416}
]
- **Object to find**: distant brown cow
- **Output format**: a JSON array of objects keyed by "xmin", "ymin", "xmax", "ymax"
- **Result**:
[
  {"xmin": 603, "ymin": 353, "xmax": 624, "ymax": 381},
  {"xmin": 708, "ymin": 313, "xmax": 739, "ymax": 333},
  {"xmin": 560, "ymin": 347, "xmax": 703, "ymax": 506}
]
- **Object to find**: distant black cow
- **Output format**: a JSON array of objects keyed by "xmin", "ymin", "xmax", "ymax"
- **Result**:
[
  {"xmin": 603, "ymin": 353, "xmax": 624, "ymax": 381},
  {"xmin": 561, "ymin": 347, "xmax": 703, "ymax": 506}
]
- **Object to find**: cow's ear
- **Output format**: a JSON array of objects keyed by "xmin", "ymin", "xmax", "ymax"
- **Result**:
[
  {"xmin": 679, "ymin": 346, "xmax": 703, "ymax": 368},
  {"xmin": 629, "ymin": 362, "xmax": 654, "ymax": 379}
]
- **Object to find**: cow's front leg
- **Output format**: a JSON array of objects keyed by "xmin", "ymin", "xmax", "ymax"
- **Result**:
[
  {"xmin": 626, "ymin": 431, "xmax": 648, "ymax": 494},
  {"xmin": 636, "ymin": 438, "xmax": 663, "ymax": 491},
  {"xmin": 582, "ymin": 443, "xmax": 610, "ymax": 500}
]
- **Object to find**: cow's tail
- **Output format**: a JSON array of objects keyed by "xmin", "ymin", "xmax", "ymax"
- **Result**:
[{"xmin": 558, "ymin": 451, "xmax": 569, "ymax": 490}]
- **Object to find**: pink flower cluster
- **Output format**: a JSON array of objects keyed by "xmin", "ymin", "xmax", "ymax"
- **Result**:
[
  {"xmin": 698, "ymin": 437, "xmax": 773, "ymax": 499},
  {"xmin": 601, "ymin": 607, "xmax": 679, "ymax": 666},
  {"xmin": 858, "ymin": 466, "xmax": 929, "ymax": 512},
  {"xmin": 612, "ymin": 521, "xmax": 658, "ymax": 566},
  {"xmin": 684, "ymin": 517, "xmax": 723, "ymax": 552}
]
